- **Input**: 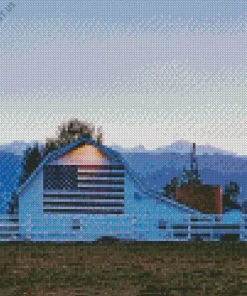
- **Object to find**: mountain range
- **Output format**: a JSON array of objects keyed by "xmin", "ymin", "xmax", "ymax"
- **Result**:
[
  {"xmin": 0, "ymin": 140, "xmax": 246, "ymax": 213},
  {"xmin": 0, "ymin": 141, "xmax": 42, "ymax": 155},
  {"xmin": 111, "ymin": 140, "xmax": 237, "ymax": 155},
  {"xmin": 0, "ymin": 139, "xmax": 239, "ymax": 156}
]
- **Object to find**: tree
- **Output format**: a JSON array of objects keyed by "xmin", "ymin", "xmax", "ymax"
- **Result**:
[
  {"xmin": 7, "ymin": 143, "xmax": 43, "ymax": 215},
  {"xmin": 19, "ymin": 143, "xmax": 43, "ymax": 186},
  {"xmin": 223, "ymin": 181, "xmax": 241, "ymax": 211},
  {"xmin": 7, "ymin": 190, "xmax": 18, "ymax": 215},
  {"xmin": 7, "ymin": 119, "xmax": 104, "ymax": 214},
  {"xmin": 164, "ymin": 176, "xmax": 180, "ymax": 199},
  {"xmin": 96, "ymin": 126, "xmax": 103, "ymax": 145},
  {"xmin": 181, "ymin": 166, "xmax": 202, "ymax": 186},
  {"xmin": 44, "ymin": 119, "xmax": 103, "ymax": 156},
  {"xmin": 164, "ymin": 166, "xmax": 203, "ymax": 199},
  {"xmin": 224, "ymin": 181, "xmax": 240, "ymax": 201}
]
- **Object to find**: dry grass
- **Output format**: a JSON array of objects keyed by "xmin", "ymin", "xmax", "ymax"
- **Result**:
[{"xmin": 0, "ymin": 241, "xmax": 247, "ymax": 295}]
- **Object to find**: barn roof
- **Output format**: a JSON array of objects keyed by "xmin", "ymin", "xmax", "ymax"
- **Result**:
[
  {"xmin": 16, "ymin": 137, "xmax": 120, "ymax": 194},
  {"xmin": 16, "ymin": 137, "xmax": 201, "ymax": 214}
]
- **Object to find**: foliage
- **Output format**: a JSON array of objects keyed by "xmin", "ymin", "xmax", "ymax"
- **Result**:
[
  {"xmin": 44, "ymin": 119, "xmax": 103, "ymax": 156},
  {"xmin": 6, "ymin": 189, "xmax": 19, "ymax": 214},
  {"xmin": 164, "ymin": 166, "xmax": 203, "ymax": 199},
  {"xmin": 163, "ymin": 176, "xmax": 180, "ymax": 199},
  {"xmin": 19, "ymin": 143, "xmax": 43, "ymax": 186},
  {"xmin": 7, "ymin": 119, "xmax": 103, "ymax": 214},
  {"xmin": 220, "ymin": 234, "xmax": 240, "ymax": 241},
  {"xmin": 223, "ymin": 181, "xmax": 241, "ymax": 211},
  {"xmin": 224, "ymin": 181, "xmax": 240, "ymax": 201},
  {"xmin": 182, "ymin": 168, "xmax": 202, "ymax": 186},
  {"xmin": 7, "ymin": 143, "xmax": 43, "ymax": 214}
]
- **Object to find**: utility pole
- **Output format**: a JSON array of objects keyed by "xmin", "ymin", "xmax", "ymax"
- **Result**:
[{"xmin": 190, "ymin": 142, "xmax": 199, "ymax": 183}]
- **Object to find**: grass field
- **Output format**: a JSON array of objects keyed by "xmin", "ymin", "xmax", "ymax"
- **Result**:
[{"xmin": 0, "ymin": 241, "xmax": 247, "ymax": 296}]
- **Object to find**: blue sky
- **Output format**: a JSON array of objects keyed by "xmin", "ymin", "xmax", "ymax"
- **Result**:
[
  {"xmin": 16, "ymin": 1, "xmax": 247, "ymax": 21},
  {"xmin": 0, "ymin": 1, "xmax": 246, "ymax": 154}
]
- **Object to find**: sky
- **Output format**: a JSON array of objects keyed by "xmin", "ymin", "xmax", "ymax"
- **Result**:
[{"xmin": 0, "ymin": 0, "xmax": 246, "ymax": 154}]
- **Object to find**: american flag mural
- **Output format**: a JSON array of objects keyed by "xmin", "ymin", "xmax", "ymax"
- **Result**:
[
  {"xmin": 43, "ymin": 164, "xmax": 125, "ymax": 214},
  {"xmin": 44, "ymin": 165, "xmax": 77, "ymax": 190}
]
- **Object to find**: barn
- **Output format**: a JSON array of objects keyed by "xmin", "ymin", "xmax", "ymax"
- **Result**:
[{"xmin": 16, "ymin": 137, "xmax": 203, "ymax": 241}]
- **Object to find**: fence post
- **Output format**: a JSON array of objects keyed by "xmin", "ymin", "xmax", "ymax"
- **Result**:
[
  {"xmin": 26, "ymin": 215, "xmax": 31, "ymax": 240},
  {"xmin": 170, "ymin": 221, "xmax": 174, "ymax": 241},
  {"xmin": 244, "ymin": 214, "xmax": 246, "ymax": 241},
  {"xmin": 240, "ymin": 213, "xmax": 245, "ymax": 241},
  {"xmin": 188, "ymin": 214, "xmax": 191, "ymax": 240},
  {"xmin": 166, "ymin": 222, "xmax": 171, "ymax": 240},
  {"xmin": 212, "ymin": 218, "xmax": 214, "ymax": 241},
  {"xmin": 244, "ymin": 214, "xmax": 247, "ymax": 241},
  {"xmin": 209, "ymin": 215, "xmax": 213, "ymax": 241},
  {"xmin": 132, "ymin": 215, "xmax": 137, "ymax": 240}
]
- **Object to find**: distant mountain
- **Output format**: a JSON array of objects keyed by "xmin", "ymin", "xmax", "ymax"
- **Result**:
[
  {"xmin": 110, "ymin": 144, "xmax": 147, "ymax": 153},
  {"xmin": 0, "ymin": 140, "xmax": 238, "ymax": 156},
  {"xmin": 122, "ymin": 152, "xmax": 247, "ymax": 205},
  {"xmin": 0, "ymin": 141, "xmax": 44, "ymax": 155},
  {"xmin": 153, "ymin": 140, "xmax": 236, "ymax": 155},
  {"xmin": 111, "ymin": 140, "xmax": 236, "ymax": 155}
]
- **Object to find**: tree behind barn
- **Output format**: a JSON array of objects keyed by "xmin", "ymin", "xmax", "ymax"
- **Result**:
[
  {"xmin": 44, "ymin": 119, "xmax": 103, "ymax": 155},
  {"xmin": 7, "ymin": 119, "xmax": 103, "ymax": 214},
  {"xmin": 164, "ymin": 166, "xmax": 203, "ymax": 199},
  {"xmin": 7, "ymin": 142, "xmax": 43, "ymax": 214},
  {"xmin": 223, "ymin": 181, "xmax": 241, "ymax": 212},
  {"xmin": 19, "ymin": 143, "xmax": 43, "ymax": 186}
]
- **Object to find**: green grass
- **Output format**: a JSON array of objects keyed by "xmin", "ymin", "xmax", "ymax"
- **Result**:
[{"xmin": 0, "ymin": 241, "xmax": 247, "ymax": 295}]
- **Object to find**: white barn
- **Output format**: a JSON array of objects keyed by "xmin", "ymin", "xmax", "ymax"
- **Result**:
[{"xmin": 16, "ymin": 137, "xmax": 232, "ymax": 242}]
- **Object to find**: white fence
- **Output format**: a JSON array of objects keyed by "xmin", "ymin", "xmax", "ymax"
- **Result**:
[
  {"xmin": 0, "ymin": 214, "xmax": 19, "ymax": 241},
  {"xmin": 0, "ymin": 213, "xmax": 247, "ymax": 241}
]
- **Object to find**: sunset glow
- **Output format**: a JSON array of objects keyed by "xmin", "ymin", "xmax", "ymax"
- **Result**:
[{"xmin": 57, "ymin": 144, "xmax": 110, "ymax": 165}]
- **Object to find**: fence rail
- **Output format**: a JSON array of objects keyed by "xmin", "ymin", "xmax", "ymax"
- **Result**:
[{"xmin": 0, "ymin": 213, "xmax": 246, "ymax": 241}]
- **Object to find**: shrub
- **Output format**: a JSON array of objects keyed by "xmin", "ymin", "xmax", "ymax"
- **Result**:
[
  {"xmin": 96, "ymin": 236, "xmax": 121, "ymax": 244},
  {"xmin": 220, "ymin": 234, "xmax": 239, "ymax": 242}
]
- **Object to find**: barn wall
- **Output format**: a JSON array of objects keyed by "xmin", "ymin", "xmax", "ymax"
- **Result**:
[
  {"xmin": 124, "ymin": 172, "xmax": 188, "ymax": 217},
  {"xmin": 123, "ymin": 175, "xmax": 191, "ymax": 240},
  {"xmin": 18, "ymin": 143, "xmax": 130, "ymax": 239},
  {"xmin": 19, "ymin": 170, "xmax": 44, "ymax": 238},
  {"xmin": 18, "ymin": 142, "xmax": 193, "ymax": 241},
  {"xmin": 18, "ymin": 165, "xmax": 191, "ymax": 241}
]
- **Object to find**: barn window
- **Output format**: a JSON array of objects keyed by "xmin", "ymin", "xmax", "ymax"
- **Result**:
[
  {"xmin": 72, "ymin": 219, "xmax": 81, "ymax": 230},
  {"xmin": 158, "ymin": 219, "xmax": 167, "ymax": 229}
]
